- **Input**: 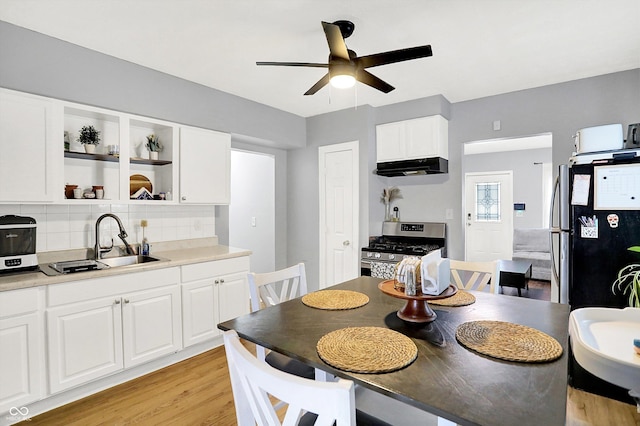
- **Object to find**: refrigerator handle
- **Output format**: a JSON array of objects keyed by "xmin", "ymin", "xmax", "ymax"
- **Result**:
[{"xmin": 549, "ymin": 175, "xmax": 560, "ymax": 286}]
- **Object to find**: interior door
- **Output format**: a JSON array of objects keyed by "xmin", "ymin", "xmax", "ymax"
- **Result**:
[
  {"xmin": 465, "ymin": 171, "xmax": 514, "ymax": 262},
  {"xmin": 319, "ymin": 142, "xmax": 359, "ymax": 289}
]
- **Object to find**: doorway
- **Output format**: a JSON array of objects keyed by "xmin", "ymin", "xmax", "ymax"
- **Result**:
[
  {"xmin": 318, "ymin": 141, "xmax": 359, "ymax": 289},
  {"xmin": 229, "ymin": 150, "xmax": 275, "ymax": 273},
  {"xmin": 464, "ymin": 171, "xmax": 514, "ymax": 261},
  {"xmin": 462, "ymin": 133, "xmax": 553, "ymax": 261}
]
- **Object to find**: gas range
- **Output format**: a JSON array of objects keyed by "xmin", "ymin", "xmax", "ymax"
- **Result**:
[{"xmin": 361, "ymin": 221, "xmax": 446, "ymax": 278}]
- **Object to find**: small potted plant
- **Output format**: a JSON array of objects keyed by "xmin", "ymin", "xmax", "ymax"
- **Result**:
[
  {"xmin": 612, "ymin": 246, "xmax": 640, "ymax": 308},
  {"xmin": 146, "ymin": 134, "xmax": 162, "ymax": 160},
  {"xmin": 77, "ymin": 125, "xmax": 101, "ymax": 154}
]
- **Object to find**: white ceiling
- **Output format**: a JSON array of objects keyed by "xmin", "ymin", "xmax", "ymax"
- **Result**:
[{"xmin": 1, "ymin": 0, "xmax": 639, "ymax": 118}]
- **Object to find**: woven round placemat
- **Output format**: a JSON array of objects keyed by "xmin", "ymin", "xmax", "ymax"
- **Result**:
[
  {"xmin": 301, "ymin": 290, "xmax": 369, "ymax": 310},
  {"xmin": 429, "ymin": 290, "xmax": 476, "ymax": 306},
  {"xmin": 456, "ymin": 320, "xmax": 563, "ymax": 363},
  {"xmin": 317, "ymin": 327, "xmax": 417, "ymax": 373}
]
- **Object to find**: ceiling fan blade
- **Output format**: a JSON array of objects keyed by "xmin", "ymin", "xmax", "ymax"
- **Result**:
[
  {"xmin": 358, "ymin": 45, "xmax": 432, "ymax": 69},
  {"xmin": 304, "ymin": 73, "xmax": 331, "ymax": 96},
  {"xmin": 256, "ymin": 61, "xmax": 328, "ymax": 68},
  {"xmin": 321, "ymin": 21, "xmax": 349, "ymax": 61},
  {"xmin": 356, "ymin": 70, "xmax": 395, "ymax": 93}
]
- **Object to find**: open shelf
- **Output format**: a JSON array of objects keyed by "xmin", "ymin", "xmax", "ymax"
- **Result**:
[
  {"xmin": 63, "ymin": 151, "xmax": 172, "ymax": 166},
  {"xmin": 130, "ymin": 157, "xmax": 172, "ymax": 166}
]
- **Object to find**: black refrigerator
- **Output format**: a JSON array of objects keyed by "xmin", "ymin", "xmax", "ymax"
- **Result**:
[{"xmin": 558, "ymin": 156, "xmax": 640, "ymax": 404}]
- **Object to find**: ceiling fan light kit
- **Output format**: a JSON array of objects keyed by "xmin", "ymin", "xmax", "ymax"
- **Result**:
[
  {"xmin": 257, "ymin": 20, "xmax": 433, "ymax": 96},
  {"xmin": 330, "ymin": 74, "xmax": 356, "ymax": 89}
]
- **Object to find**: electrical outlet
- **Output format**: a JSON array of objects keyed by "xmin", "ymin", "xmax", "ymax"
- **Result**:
[
  {"xmin": 251, "ymin": 217, "xmax": 256, "ymax": 227},
  {"xmin": 446, "ymin": 208, "xmax": 453, "ymax": 220}
]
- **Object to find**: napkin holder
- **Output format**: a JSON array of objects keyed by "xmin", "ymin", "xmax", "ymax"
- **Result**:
[{"xmin": 420, "ymin": 251, "xmax": 450, "ymax": 295}]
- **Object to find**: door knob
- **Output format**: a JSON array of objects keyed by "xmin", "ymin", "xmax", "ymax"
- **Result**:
[{"xmin": 343, "ymin": 240, "xmax": 350, "ymax": 246}]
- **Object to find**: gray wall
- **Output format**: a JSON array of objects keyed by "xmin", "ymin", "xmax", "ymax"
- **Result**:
[
  {"xmin": 0, "ymin": 21, "xmax": 305, "ymax": 147},
  {"xmin": 2, "ymin": 19, "xmax": 638, "ymax": 291},
  {"xmin": 301, "ymin": 69, "xmax": 639, "ymax": 290}
]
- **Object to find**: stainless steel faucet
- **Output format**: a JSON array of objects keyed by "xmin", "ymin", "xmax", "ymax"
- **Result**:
[{"xmin": 94, "ymin": 213, "xmax": 136, "ymax": 260}]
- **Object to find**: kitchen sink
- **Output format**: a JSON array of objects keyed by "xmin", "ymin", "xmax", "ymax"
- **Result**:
[
  {"xmin": 97, "ymin": 255, "xmax": 164, "ymax": 268},
  {"xmin": 44, "ymin": 255, "xmax": 166, "ymax": 275},
  {"xmin": 48, "ymin": 259, "xmax": 107, "ymax": 274}
]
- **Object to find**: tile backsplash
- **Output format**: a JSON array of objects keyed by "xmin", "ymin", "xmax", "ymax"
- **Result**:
[{"xmin": 0, "ymin": 204, "xmax": 216, "ymax": 253}]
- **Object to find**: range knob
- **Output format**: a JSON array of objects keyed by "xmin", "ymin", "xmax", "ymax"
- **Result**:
[
  {"xmin": 374, "ymin": 253, "xmax": 381, "ymax": 259},
  {"xmin": 367, "ymin": 252, "xmax": 373, "ymax": 258},
  {"xmin": 389, "ymin": 254, "xmax": 396, "ymax": 261}
]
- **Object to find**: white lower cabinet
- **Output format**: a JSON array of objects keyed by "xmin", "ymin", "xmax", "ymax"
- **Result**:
[
  {"xmin": 181, "ymin": 256, "xmax": 250, "ymax": 347},
  {"xmin": 0, "ymin": 287, "xmax": 45, "ymax": 413},
  {"xmin": 47, "ymin": 296, "xmax": 124, "ymax": 393},
  {"xmin": 122, "ymin": 286, "xmax": 182, "ymax": 368},
  {"xmin": 47, "ymin": 267, "xmax": 182, "ymax": 393}
]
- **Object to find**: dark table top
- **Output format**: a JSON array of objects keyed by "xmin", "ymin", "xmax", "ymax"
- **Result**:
[{"xmin": 218, "ymin": 276, "xmax": 569, "ymax": 426}]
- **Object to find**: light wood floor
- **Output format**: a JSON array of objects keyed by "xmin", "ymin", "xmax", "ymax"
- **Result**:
[{"xmin": 23, "ymin": 343, "xmax": 639, "ymax": 426}]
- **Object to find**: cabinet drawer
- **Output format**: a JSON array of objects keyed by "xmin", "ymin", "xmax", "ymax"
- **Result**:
[
  {"xmin": 48, "ymin": 267, "xmax": 180, "ymax": 306},
  {"xmin": 0, "ymin": 287, "xmax": 41, "ymax": 318},
  {"xmin": 181, "ymin": 256, "xmax": 250, "ymax": 282}
]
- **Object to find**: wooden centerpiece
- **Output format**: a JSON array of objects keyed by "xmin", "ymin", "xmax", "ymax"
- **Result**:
[{"xmin": 378, "ymin": 279, "xmax": 457, "ymax": 323}]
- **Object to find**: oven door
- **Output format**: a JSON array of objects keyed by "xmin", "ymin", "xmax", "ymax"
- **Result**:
[{"xmin": 361, "ymin": 259, "xmax": 372, "ymax": 276}]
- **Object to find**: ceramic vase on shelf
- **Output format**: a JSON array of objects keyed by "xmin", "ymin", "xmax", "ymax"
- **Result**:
[
  {"xmin": 149, "ymin": 151, "xmax": 159, "ymax": 160},
  {"xmin": 384, "ymin": 203, "xmax": 391, "ymax": 221},
  {"xmin": 84, "ymin": 144, "xmax": 96, "ymax": 154}
]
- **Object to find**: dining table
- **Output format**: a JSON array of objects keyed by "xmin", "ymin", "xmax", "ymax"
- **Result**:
[{"xmin": 218, "ymin": 276, "xmax": 570, "ymax": 426}]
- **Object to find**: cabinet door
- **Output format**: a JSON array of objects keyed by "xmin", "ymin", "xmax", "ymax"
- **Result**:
[
  {"xmin": 217, "ymin": 272, "xmax": 250, "ymax": 323},
  {"xmin": 47, "ymin": 297, "xmax": 123, "ymax": 393},
  {"xmin": 376, "ymin": 121, "xmax": 405, "ymax": 163},
  {"xmin": 179, "ymin": 126, "xmax": 231, "ymax": 204},
  {"xmin": 182, "ymin": 279, "xmax": 218, "ymax": 347},
  {"xmin": 0, "ymin": 312, "xmax": 43, "ymax": 412},
  {"xmin": 122, "ymin": 286, "xmax": 182, "ymax": 368},
  {"xmin": 405, "ymin": 115, "xmax": 448, "ymax": 160},
  {"xmin": 0, "ymin": 90, "xmax": 57, "ymax": 202}
]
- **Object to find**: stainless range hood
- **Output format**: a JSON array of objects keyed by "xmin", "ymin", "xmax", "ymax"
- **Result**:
[{"xmin": 374, "ymin": 157, "xmax": 448, "ymax": 176}]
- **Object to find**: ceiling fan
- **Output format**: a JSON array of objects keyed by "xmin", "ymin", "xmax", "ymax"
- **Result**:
[{"xmin": 256, "ymin": 20, "xmax": 433, "ymax": 95}]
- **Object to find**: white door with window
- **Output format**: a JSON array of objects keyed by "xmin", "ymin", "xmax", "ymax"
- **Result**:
[
  {"xmin": 319, "ymin": 142, "xmax": 359, "ymax": 289},
  {"xmin": 465, "ymin": 171, "xmax": 513, "ymax": 262}
]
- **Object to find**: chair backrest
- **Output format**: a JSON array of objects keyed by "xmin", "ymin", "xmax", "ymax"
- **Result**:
[
  {"xmin": 248, "ymin": 263, "xmax": 308, "ymax": 312},
  {"xmin": 449, "ymin": 260, "xmax": 500, "ymax": 293},
  {"xmin": 223, "ymin": 330, "xmax": 356, "ymax": 426}
]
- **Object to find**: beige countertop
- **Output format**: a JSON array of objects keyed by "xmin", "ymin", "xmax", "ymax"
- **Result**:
[{"xmin": 0, "ymin": 238, "xmax": 251, "ymax": 292}]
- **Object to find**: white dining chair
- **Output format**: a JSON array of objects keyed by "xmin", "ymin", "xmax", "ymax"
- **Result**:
[
  {"xmin": 247, "ymin": 263, "xmax": 316, "ymax": 380},
  {"xmin": 223, "ymin": 329, "xmax": 356, "ymax": 426},
  {"xmin": 449, "ymin": 259, "xmax": 500, "ymax": 293}
]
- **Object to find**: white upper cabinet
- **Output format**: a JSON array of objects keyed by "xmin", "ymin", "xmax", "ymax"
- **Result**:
[
  {"xmin": 0, "ymin": 89, "xmax": 60, "ymax": 202},
  {"xmin": 0, "ymin": 89, "xmax": 230, "ymax": 205},
  {"xmin": 179, "ymin": 126, "xmax": 230, "ymax": 204},
  {"xmin": 376, "ymin": 115, "xmax": 448, "ymax": 163}
]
